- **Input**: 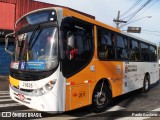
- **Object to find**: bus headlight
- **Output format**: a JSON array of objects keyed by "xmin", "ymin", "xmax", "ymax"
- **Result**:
[
  {"xmin": 45, "ymin": 80, "xmax": 56, "ymax": 91},
  {"xmin": 32, "ymin": 80, "xmax": 56, "ymax": 96}
]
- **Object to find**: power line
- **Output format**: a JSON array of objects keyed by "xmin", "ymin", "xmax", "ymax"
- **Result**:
[
  {"xmin": 126, "ymin": 0, "xmax": 153, "ymax": 22},
  {"xmin": 114, "ymin": 0, "xmax": 157, "ymax": 29},
  {"xmin": 121, "ymin": 0, "xmax": 153, "ymax": 21},
  {"xmin": 142, "ymin": 30, "xmax": 160, "ymax": 33},
  {"xmin": 133, "ymin": 0, "xmax": 159, "ymax": 20},
  {"xmin": 122, "ymin": 29, "xmax": 160, "ymax": 36},
  {"xmin": 119, "ymin": 16, "xmax": 151, "ymax": 28},
  {"xmin": 141, "ymin": 31, "xmax": 160, "ymax": 36},
  {"xmin": 120, "ymin": 0, "xmax": 142, "ymax": 18}
]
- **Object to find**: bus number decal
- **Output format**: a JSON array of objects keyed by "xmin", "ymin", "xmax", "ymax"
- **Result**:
[
  {"xmin": 22, "ymin": 82, "xmax": 33, "ymax": 89},
  {"xmin": 79, "ymin": 91, "xmax": 85, "ymax": 98}
]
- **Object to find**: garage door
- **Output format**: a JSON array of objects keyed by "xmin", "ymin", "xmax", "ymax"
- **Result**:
[{"xmin": 0, "ymin": 42, "xmax": 13, "ymax": 75}]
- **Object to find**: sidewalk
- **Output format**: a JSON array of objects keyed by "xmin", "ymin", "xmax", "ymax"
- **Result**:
[
  {"xmin": 0, "ymin": 75, "xmax": 8, "ymax": 80},
  {"xmin": 0, "ymin": 75, "xmax": 9, "ymax": 91}
]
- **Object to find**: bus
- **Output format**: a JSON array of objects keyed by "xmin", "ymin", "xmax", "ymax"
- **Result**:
[
  {"xmin": 5, "ymin": 7, "xmax": 159, "ymax": 112},
  {"xmin": 159, "ymin": 60, "xmax": 160, "ymax": 69}
]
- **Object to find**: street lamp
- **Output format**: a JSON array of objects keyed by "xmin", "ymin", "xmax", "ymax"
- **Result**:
[{"xmin": 119, "ymin": 16, "xmax": 152, "ymax": 29}]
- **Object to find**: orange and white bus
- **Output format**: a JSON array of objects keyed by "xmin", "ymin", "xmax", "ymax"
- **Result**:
[{"xmin": 5, "ymin": 7, "xmax": 159, "ymax": 112}]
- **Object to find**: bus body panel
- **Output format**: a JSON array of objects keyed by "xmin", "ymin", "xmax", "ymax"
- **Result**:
[
  {"xmin": 95, "ymin": 61, "xmax": 123, "ymax": 97},
  {"xmin": 123, "ymin": 62, "xmax": 159, "ymax": 94},
  {"xmin": 65, "ymin": 60, "xmax": 96, "ymax": 111},
  {"xmin": 9, "ymin": 65, "xmax": 66, "ymax": 112}
]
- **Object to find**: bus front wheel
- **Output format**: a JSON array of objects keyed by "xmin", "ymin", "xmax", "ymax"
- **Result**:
[
  {"xmin": 92, "ymin": 84, "xmax": 111, "ymax": 113},
  {"xmin": 142, "ymin": 75, "xmax": 150, "ymax": 93}
]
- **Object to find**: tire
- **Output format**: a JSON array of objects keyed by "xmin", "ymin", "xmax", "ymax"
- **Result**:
[
  {"xmin": 91, "ymin": 84, "xmax": 112, "ymax": 113},
  {"xmin": 142, "ymin": 75, "xmax": 150, "ymax": 93}
]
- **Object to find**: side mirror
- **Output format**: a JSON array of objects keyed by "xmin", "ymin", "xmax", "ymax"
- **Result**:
[{"xmin": 5, "ymin": 33, "xmax": 14, "ymax": 55}]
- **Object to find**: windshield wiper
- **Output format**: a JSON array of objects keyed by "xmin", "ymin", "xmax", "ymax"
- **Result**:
[
  {"xmin": 28, "ymin": 25, "xmax": 40, "ymax": 49},
  {"xmin": 18, "ymin": 34, "xmax": 26, "ymax": 60},
  {"xmin": 29, "ymin": 29, "xmax": 42, "ymax": 49}
]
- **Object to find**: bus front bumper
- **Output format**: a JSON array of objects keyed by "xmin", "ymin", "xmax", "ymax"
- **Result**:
[{"xmin": 10, "ymin": 85, "xmax": 60, "ymax": 112}]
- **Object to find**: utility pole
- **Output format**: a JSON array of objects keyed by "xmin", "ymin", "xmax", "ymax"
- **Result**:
[{"xmin": 113, "ymin": 11, "xmax": 127, "ymax": 29}]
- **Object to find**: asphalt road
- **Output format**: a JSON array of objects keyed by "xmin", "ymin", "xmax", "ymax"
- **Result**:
[
  {"xmin": 0, "ymin": 75, "xmax": 160, "ymax": 120},
  {"xmin": 36, "ymin": 81, "xmax": 160, "ymax": 120}
]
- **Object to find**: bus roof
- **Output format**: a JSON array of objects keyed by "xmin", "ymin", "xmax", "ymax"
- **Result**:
[
  {"xmin": 121, "ymin": 31, "xmax": 157, "ymax": 46},
  {"xmin": 16, "ymin": 7, "xmax": 157, "ymax": 46}
]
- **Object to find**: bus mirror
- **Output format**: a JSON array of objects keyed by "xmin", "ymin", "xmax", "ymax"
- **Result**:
[{"xmin": 5, "ymin": 33, "xmax": 14, "ymax": 56}]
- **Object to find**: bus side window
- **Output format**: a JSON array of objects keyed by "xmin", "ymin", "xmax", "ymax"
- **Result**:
[
  {"xmin": 61, "ymin": 17, "xmax": 94, "ymax": 77},
  {"xmin": 140, "ymin": 42, "xmax": 150, "ymax": 62},
  {"xmin": 150, "ymin": 46, "xmax": 157, "ymax": 62},
  {"xmin": 66, "ymin": 31, "xmax": 78, "ymax": 60},
  {"xmin": 130, "ymin": 39, "xmax": 140, "ymax": 61},
  {"xmin": 116, "ymin": 35, "xmax": 129, "ymax": 60},
  {"xmin": 98, "ymin": 28, "xmax": 115, "ymax": 60}
]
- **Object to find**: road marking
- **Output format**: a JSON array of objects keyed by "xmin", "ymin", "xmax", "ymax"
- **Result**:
[
  {"xmin": 0, "ymin": 95, "xmax": 10, "ymax": 98},
  {"xmin": 0, "ymin": 91, "xmax": 9, "ymax": 93},
  {"xmin": 115, "ymin": 107, "xmax": 160, "ymax": 120},
  {"xmin": 0, "ymin": 99, "xmax": 13, "ymax": 102},
  {"xmin": 0, "ymin": 91, "xmax": 9, "ymax": 94},
  {"xmin": 36, "ymin": 117, "xmax": 79, "ymax": 120},
  {"xmin": 151, "ymin": 108, "xmax": 160, "ymax": 111},
  {"xmin": 0, "ymin": 103, "xmax": 22, "ymax": 107},
  {"xmin": 107, "ymin": 105, "xmax": 125, "ymax": 111},
  {"xmin": 35, "ymin": 106, "xmax": 126, "ymax": 120}
]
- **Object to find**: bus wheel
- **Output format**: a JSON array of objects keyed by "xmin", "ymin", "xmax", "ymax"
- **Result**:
[
  {"xmin": 142, "ymin": 75, "xmax": 150, "ymax": 93},
  {"xmin": 92, "ymin": 84, "xmax": 111, "ymax": 113}
]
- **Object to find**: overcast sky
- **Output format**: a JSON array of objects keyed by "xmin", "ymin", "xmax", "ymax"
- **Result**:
[{"xmin": 35, "ymin": 0, "xmax": 160, "ymax": 45}]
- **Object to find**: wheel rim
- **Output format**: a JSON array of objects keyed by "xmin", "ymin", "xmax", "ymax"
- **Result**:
[
  {"xmin": 145, "ymin": 78, "xmax": 149, "ymax": 90},
  {"xmin": 95, "ymin": 91, "xmax": 107, "ymax": 107}
]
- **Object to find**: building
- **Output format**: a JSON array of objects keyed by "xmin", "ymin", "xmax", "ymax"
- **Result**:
[{"xmin": 0, "ymin": 0, "xmax": 54, "ymax": 75}]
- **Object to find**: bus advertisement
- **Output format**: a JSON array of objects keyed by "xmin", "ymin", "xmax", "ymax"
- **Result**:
[{"xmin": 5, "ymin": 7, "xmax": 159, "ymax": 113}]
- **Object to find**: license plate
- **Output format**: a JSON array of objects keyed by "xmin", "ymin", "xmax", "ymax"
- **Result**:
[{"xmin": 21, "ymin": 82, "xmax": 33, "ymax": 89}]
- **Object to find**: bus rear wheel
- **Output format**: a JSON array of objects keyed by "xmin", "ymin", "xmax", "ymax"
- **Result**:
[
  {"xmin": 92, "ymin": 84, "xmax": 111, "ymax": 113},
  {"xmin": 142, "ymin": 75, "xmax": 150, "ymax": 93}
]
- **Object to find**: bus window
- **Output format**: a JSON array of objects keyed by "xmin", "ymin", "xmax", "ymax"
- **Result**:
[
  {"xmin": 130, "ymin": 39, "xmax": 140, "ymax": 61},
  {"xmin": 61, "ymin": 18, "xmax": 93, "ymax": 77},
  {"xmin": 116, "ymin": 35, "xmax": 129, "ymax": 60},
  {"xmin": 98, "ymin": 28, "xmax": 115, "ymax": 60},
  {"xmin": 150, "ymin": 46, "xmax": 157, "ymax": 62},
  {"xmin": 140, "ymin": 43, "xmax": 150, "ymax": 61}
]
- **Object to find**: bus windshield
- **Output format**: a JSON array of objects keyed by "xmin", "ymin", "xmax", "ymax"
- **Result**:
[{"xmin": 12, "ymin": 27, "xmax": 58, "ymax": 71}]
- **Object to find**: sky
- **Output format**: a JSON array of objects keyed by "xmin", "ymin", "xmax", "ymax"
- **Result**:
[{"xmin": 35, "ymin": 0, "xmax": 160, "ymax": 45}]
